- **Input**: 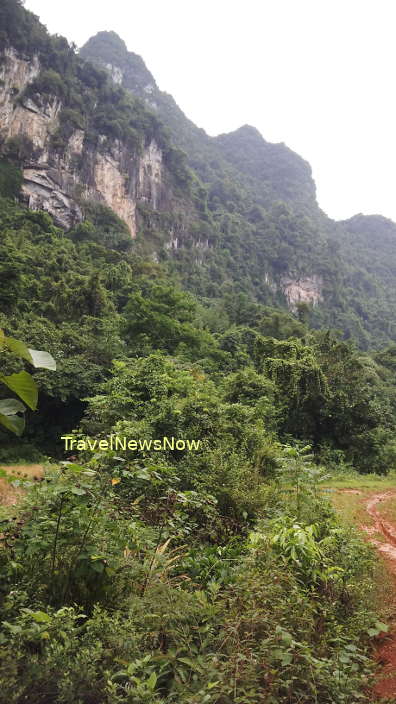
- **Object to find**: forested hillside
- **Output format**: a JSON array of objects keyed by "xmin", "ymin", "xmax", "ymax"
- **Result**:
[
  {"xmin": 81, "ymin": 30, "xmax": 396, "ymax": 350},
  {"xmin": 1, "ymin": 1, "xmax": 396, "ymax": 702}
]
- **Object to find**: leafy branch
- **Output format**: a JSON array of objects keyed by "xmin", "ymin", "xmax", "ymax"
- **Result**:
[{"xmin": 0, "ymin": 328, "xmax": 56, "ymax": 435}]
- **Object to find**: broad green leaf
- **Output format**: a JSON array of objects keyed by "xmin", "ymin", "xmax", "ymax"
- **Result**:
[
  {"xmin": 3, "ymin": 336, "xmax": 32, "ymax": 363},
  {"xmin": 0, "ymin": 412, "xmax": 25, "ymax": 436},
  {"xmin": 368, "ymin": 621, "xmax": 389, "ymax": 636},
  {"xmin": 27, "ymin": 349, "xmax": 57, "ymax": 370},
  {"xmin": 30, "ymin": 611, "xmax": 51, "ymax": 624},
  {"xmin": 3, "ymin": 336, "xmax": 56, "ymax": 370},
  {"xmin": 146, "ymin": 672, "xmax": 157, "ymax": 690},
  {"xmin": 63, "ymin": 463, "xmax": 87, "ymax": 473},
  {"xmin": 1, "ymin": 371, "xmax": 38, "ymax": 410},
  {"xmin": 177, "ymin": 657, "xmax": 203, "ymax": 672},
  {"xmin": 375, "ymin": 621, "xmax": 389, "ymax": 632},
  {"xmin": 0, "ymin": 398, "xmax": 25, "ymax": 415},
  {"xmin": 272, "ymin": 649, "xmax": 293, "ymax": 665},
  {"xmin": 339, "ymin": 654, "xmax": 351, "ymax": 663},
  {"xmin": 280, "ymin": 653, "xmax": 293, "ymax": 665}
]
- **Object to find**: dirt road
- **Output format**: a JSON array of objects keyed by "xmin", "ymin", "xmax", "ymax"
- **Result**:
[{"xmin": 357, "ymin": 490, "xmax": 396, "ymax": 700}]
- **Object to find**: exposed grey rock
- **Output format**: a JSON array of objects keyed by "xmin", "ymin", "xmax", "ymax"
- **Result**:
[{"xmin": 0, "ymin": 49, "xmax": 169, "ymax": 236}]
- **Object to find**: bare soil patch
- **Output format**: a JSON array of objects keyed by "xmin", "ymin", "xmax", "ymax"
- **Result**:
[{"xmin": 0, "ymin": 464, "xmax": 44, "ymax": 506}]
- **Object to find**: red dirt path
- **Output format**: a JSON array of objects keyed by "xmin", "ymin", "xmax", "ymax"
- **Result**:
[{"xmin": 359, "ymin": 491, "xmax": 396, "ymax": 700}]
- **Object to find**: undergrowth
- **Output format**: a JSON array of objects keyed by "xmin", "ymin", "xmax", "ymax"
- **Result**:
[{"xmin": 0, "ymin": 447, "xmax": 383, "ymax": 703}]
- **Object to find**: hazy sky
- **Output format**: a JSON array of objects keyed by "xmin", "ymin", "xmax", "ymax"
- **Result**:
[{"xmin": 24, "ymin": 0, "xmax": 396, "ymax": 222}]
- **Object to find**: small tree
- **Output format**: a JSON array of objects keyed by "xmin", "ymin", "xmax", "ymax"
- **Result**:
[{"xmin": 0, "ymin": 329, "xmax": 56, "ymax": 436}]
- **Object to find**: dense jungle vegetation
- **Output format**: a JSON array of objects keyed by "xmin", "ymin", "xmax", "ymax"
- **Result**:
[
  {"xmin": 1, "ymin": 167, "xmax": 396, "ymax": 702},
  {"xmin": 1, "ymin": 1, "xmax": 396, "ymax": 701}
]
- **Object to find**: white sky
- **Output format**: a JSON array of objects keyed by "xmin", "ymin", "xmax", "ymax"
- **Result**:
[{"xmin": 23, "ymin": 0, "xmax": 396, "ymax": 222}]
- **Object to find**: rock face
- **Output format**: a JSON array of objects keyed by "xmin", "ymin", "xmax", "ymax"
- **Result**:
[
  {"xmin": 0, "ymin": 48, "xmax": 40, "ymax": 123},
  {"xmin": 105, "ymin": 62, "xmax": 123, "ymax": 85},
  {"xmin": 0, "ymin": 48, "xmax": 167, "ymax": 234},
  {"xmin": 281, "ymin": 275, "xmax": 323, "ymax": 310}
]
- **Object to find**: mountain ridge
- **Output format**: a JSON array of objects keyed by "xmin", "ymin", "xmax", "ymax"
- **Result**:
[{"xmin": 1, "ymin": 4, "xmax": 396, "ymax": 348}]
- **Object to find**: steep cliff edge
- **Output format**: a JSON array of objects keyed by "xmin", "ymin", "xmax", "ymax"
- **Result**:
[
  {"xmin": 0, "ymin": 15, "xmax": 189, "ymax": 234},
  {"xmin": 80, "ymin": 32, "xmax": 318, "ymax": 214},
  {"xmin": 79, "ymin": 31, "xmax": 332, "ymax": 311}
]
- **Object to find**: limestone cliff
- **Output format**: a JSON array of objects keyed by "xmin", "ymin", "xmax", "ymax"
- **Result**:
[
  {"xmin": 0, "ymin": 48, "xmax": 167, "ymax": 234},
  {"xmin": 281, "ymin": 275, "xmax": 323, "ymax": 310}
]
